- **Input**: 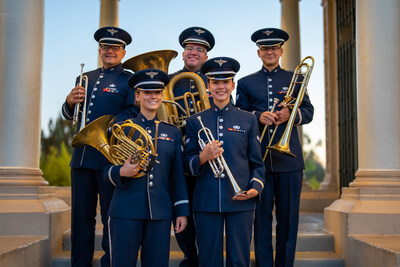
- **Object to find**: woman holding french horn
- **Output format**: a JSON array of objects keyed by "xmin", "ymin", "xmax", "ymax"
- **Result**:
[
  {"xmin": 103, "ymin": 69, "xmax": 189, "ymax": 267},
  {"xmin": 183, "ymin": 57, "xmax": 265, "ymax": 267}
]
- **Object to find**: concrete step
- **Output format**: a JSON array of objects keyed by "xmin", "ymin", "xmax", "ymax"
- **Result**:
[
  {"xmin": 62, "ymin": 228, "xmax": 335, "ymax": 253},
  {"xmin": 0, "ymin": 236, "xmax": 48, "ymax": 267},
  {"xmin": 52, "ymin": 251, "xmax": 344, "ymax": 267}
]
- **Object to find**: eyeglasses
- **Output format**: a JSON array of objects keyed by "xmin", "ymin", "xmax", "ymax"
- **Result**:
[
  {"xmin": 260, "ymin": 46, "xmax": 281, "ymax": 52},
  {"xmin": 185, "ymin": 46, "xmax": 206, "ymax": 53},
  {"xmin": 100, "ymin": 45, "xmax": 124, "ymax": 52}
]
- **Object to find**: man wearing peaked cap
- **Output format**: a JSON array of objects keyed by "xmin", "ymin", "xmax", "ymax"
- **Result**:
[
  {"xmin": 184, "ymin": 57, "xmax": 265, "ymax": 267},
  {"xmin": 170, "ymin": 26, "xmax": 215, "ymax": 267},
  {"xmin": 235, "ymin": 28, "xmax": 314, "ymax": 267},
  {"xmin": 61, "ymin": 26, "xmax": 138, "ymax": 267},
  {"xmin": 105, "ymin": 68, "xmax": 189, "ymax": 267}
]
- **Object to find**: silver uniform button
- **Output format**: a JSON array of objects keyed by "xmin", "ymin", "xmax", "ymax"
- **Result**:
[
  {"xmin": 86, "ymin": 118, "xmax": 90, "ymax": 122},
  {"xmin": 219, "ymin": 133, "xmax": 223, "ymax": 137},
  {"xmin": 269, "ymin": 91, "xmax": 273, "ymax": 95},
  {"xmin": 268, "ymin": 78, "xmax": 272, "ymax": 82},
  {"xmin": 269, "ymin": 106, "xmax": 272, "ymax": 109},
  {"xmin": 149, "ymin": 174, "xmax": 153, "ymax": 179},
  {"xmin": 219, "ymin": 126, "xmax": 223, "ymax": 129},
  {"xmin": 191, "ymin": 85, "xmax": 195, "ymax": 89},
  {"xmin": 269, "ymin": 85, "xmax": 272, "ymax": 88},
  {"xmin": 90, "ymin": 103, "xmax": 93, "ymax": 106},
  {"xmin": 91, "ymin": 95, "xmax": 95, "ymax": 99},
  {"xmin": 88, "ymin": 110, "xmax": 91, "ymax": 114},
  {"xmin": 220, "ymin": 141, "xmax": 224, "ymax": 145},
  {"xmin": 147, "ymin": 130, "xmax": 152, "ymax": 134},
  {"xmin": 96, "ymin": 81, "xmax": 100, "ymax": 84},
  {"xmin": 270, "ymin": 129, "xmax": 273, "ymax": 133},
  {"xmin": 93, "ymin": 88, "xmax": 97, "ymax": 91},
  {"xmin": 269, "ymin": 99, "xmax": 273, "ymax": 102},
  {"xmin": 219, "ymin": 118, "xmax": 223, "ymax": 122},
  {"xmin": 149, "ymin": 181, "xmax": 153, "ymax": 187}
]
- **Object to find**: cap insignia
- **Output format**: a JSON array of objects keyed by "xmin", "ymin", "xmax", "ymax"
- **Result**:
[
  {"xmin": 263, "ymin": 30, "xmax": 274, "ymax": 36},
  {"xmin": 107, "ymin": 28, "xmax": 118, "ymax": 36},
  {"xmin": 146, "ymin": 71, "xmax": 158, "ymax": 79},
  {"xmin": 214, "ymin": 59, "xmax": 227, "ymax": 67},
  {"xmin": 194, "ymin": 29, "xmax": 205, "ymax": 36}
]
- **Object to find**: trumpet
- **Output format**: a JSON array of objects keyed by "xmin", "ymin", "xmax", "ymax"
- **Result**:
[
  {"xmin": 73, "ymin": 63, "xmax": 89, "ymax": 131},
  {"xmin": 261, "ymin": 56, "xmax": 314, "ymax": 160},
  {"xmin": 197, "ymin": 116, "xmax": 245, "ymax": 196}
]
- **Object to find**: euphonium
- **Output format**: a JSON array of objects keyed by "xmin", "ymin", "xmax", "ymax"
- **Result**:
[
  {"xmin": 122, "ymin": 50, "xmax": 211, "ymax": 129},
  {"xmin": 73, "ymin": 63, "xmax": 89, "ymax": 131},
  {"xmin": 262, "ymin": 56, "xmax": 314, "ymax": 160},
  {"xmin": 197, "ymin": 116, "xmax": 245, "ymax": 196},
  {"xmin": 71, "ymin": 115, "xmax": 158, "ymax": 178}
]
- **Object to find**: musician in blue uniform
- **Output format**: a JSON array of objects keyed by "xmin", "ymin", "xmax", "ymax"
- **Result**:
[
  {"xmin": 235, "ymin": 28, "xmax": 314, "ymax": 267},
  {"xmin": 184, "ymin": 57, "xmax": 265, "ymax": 267},
  {"xmin": 169, "ymin": 26, "xmax": 215, "ymax": 267},
  {"xmin": 105, "ymin": 69, "xmax": 189, "ymax": 267},
  {"xmin": 61, "ymin": 26, "xmax": 138, "ymax": 267}
]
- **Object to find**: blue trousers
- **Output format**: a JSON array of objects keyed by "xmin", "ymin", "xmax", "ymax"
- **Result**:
[
  {"xmin": 71, "ymin": 168, "xmax": 114, "ymax": 267},
  {"xmin": 174, "ymin": 176, "xmax": 198, "ymax": 267},
  {"xmin": 254, "ymin": 171, "xmax": 303, "ymax": 267},
  {"xmin": 108, "ymin": 217, "xmax": 171, "ymax": 267},
  {"xmin": 194, "ymin": 210, "xmax": 254, "ymax": 267}
]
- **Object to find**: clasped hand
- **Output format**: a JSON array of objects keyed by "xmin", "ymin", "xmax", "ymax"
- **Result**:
[
  {"xmin": 66, "ymin": 86, "xmax": 86, "ymax": 109},
  {"xmin": 259, "ymin": 103, "xmax": 290, "ymax": 126}
]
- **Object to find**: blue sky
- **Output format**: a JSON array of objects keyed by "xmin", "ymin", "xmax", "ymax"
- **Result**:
[{"xmin": 42, "ymin": 0, "xmax": 325, "ymax": 163}]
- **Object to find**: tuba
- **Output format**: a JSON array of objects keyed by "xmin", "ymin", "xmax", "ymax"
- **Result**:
[
  {"xmin": 261, "ymin": 56, "xmax": 314, "ymax": 160},
  {"xmin": 122, "ymin": 50, "xmax": 211, "ymax": 129},
  {"xmin": 71, "ymin": 115, "xmax": 158, "ymax": 178},
  {"xmin": 197, "ymin": 116, "xmax": 245, "ymax": 196}
]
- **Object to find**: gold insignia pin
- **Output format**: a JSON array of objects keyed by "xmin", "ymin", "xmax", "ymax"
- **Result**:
[
  {"xmin": 214, "ymin": 59, "xmax": 227, "ymax": 67},
  {"xmin": 194, "ymin": 29, "xmax": 205, "ymax": 36},
  {"xmin": 263, "ymin": 30, "xmax": 274, "ymax": 36},
  {"xmin": 146, "ymin": 71, "xmax": 158, "ymax": 79},
  {"xmin": 107, "ymin": 28, "xmax": 118, "ymax": 36}
]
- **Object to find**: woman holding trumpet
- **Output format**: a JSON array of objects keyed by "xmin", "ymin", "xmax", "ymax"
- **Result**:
[
  {"xmin": 104, "ymin": 69, "xmax": 189, "ymax": 267},
  {"xmin": 183, "ymin": 57, "xmax": 265, "ymax": 267}
]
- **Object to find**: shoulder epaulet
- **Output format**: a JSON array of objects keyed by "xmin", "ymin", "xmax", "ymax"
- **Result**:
[
  {"xmin": 168, "ymin": 70, "xmax": 181, "ymax": 78},
  {"xmin": 122, "ymin": 69, "xmax": 134, "ymax": 75},
  {"xmin": 160, "ymin": 120, "xmax": 179, "ymax": 128}
]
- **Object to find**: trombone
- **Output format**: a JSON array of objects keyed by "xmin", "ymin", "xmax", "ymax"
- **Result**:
[
  {"xmin": 261, "ymin": 56, "xmax": 314, "ymax": 160},
  {"xmin": 72, "ymin": 63, "xmax": 89, "ymax": 131},
  {"xmin": 197, "ymin": 116, "xmax": 245, "ymax": 196}
]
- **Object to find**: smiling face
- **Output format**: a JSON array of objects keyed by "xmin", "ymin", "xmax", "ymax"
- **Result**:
[
  {"xmin": 135, "ymin": 90, "xmax": 163, "ymax": 116},
  {"xmin": 98, "ymin": 44, "xmax": 126, "ymax": 69},
  {"xmin": 208, "ymin": 79, "xmax": 235, "ymax": 108},
  {"xmin": 182, "ymin": 43, "xmax": 208, "ymax": 72},
  {"xmin": 257, "ymin": 45, "xmax": 283, "ymax": 71}
]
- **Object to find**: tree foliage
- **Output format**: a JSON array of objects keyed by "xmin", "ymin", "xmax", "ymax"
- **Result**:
[
  {"xmin": 40, "ymin": 114, "xmax": 74, "ymax": 186},
  {"xmin": 303, "ymin": 134, "xmax": 325, "ymax": 190}
]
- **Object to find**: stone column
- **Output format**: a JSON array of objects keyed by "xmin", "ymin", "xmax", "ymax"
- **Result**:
[
  {"xmin": 280, "ymin": 0, "xmax": 301, "ymax": 71},
  {"xmin": 300, "ymin": 0, "xmax": 340, "ymax": 211},
  {"xmin": 98, "ymin": 0, "xmax": 119, "ymax": 67},
  {"xmin": 325, "ymin": 1, "xmax": 400, "ymax": 266},
  {"xmin": 0, "ymin": 0, "xmax": 47, "ymax": 186},
  {"xmin": 0, "ymin": 0, "xmax": 70, "ymax": 264}
]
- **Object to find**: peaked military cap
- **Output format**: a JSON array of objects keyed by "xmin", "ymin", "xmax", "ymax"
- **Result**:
[
  {"xmin": 128, "ymin": 69, "xmax": 169, "ymax": 90},
  {"xmin": 179, "ymin": 26, "xmax": 215, "ymax": 51},
  {"xmin": 251, "ymin": 28, "xmax": 289, "ymax": 47},
  {"xmin": 201, "ymin": 57, "xmax": 240, "ymax": 80},
  {"xmin": 94, "ymin": 26, "xmax": 132, "ymax": 47}
]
